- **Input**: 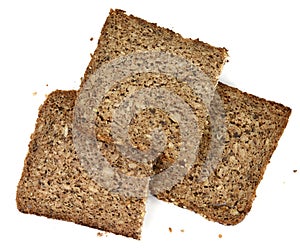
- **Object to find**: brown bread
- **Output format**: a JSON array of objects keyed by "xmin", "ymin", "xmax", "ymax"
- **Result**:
[
  {"xmin": 152, "ymin": 82, "xmax": 291, "ymax": 225},
  {"xmin": 16, "ymin": 90, "xmax": 147, "ymax": 239},
  {"xmin": 79, "ymin": 9, "xmax": 228, "ymax": 178}
]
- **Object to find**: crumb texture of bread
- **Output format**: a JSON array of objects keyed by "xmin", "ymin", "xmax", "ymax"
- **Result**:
[
  {"xmin": 16, "ymin": 90, "xmax": 146, "ymax": 240},
  {"xmin": 153, "ymin": 82, "xmax": 291, "ymax": 225}
]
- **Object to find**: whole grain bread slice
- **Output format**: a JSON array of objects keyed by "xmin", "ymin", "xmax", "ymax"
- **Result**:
[
  {"xmin": 79, "ymin": 9, "xmax": 228, "ymax": 175},
  {"xmin": 16, "ymin": 90, "xmax": 147, "ymax": 239},
  {"xmin": 152, "ymin": 82, "xmax": 291, "ymax": 225}
]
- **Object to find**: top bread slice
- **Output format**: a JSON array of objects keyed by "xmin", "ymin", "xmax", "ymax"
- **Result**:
[
  {"xmin": 79, "ymin": 9, "xmax": 228, "ymax": 175},
  {"xmin": 16, "ymin": 90, "xmax": 147, "ymax": 239},
  {"xmin": 152, "ymin": 82, "xmax": 291, "ymax": 225}
]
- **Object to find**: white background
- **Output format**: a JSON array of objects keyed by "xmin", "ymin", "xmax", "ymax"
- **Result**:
[{"xmin": 1, "ymin": 0, "xmax": 299, "ymax": 247}]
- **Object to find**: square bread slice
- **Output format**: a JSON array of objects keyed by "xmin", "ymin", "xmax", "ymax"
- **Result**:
[
  {"xmin": 79, "ymin": 9, "xmax": 228, "ymax": 175},
  {"xmin": 152, "ymin": 82, "xmax": 291, "ymax": 225},
  {"xmin": 16, "ymin": 90, "xmax": 147, "ymax": 239}
]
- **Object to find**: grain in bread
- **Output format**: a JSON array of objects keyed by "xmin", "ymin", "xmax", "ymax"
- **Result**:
[
  {"xmin": 152, "ymin": 82, "xmax": 291, "ymax": 225},
  {"xmin": 16, "ymin": 90, "xmax": 147, "ymax": 239}
]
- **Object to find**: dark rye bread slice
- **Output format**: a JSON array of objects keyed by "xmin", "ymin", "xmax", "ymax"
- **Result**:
[
  {"xmin": 152, "ymin": 82, "xmax": 291, "ymax": 225},
  {"xmin": 79, "ymin": 9, "xmax": 228, "ymax": 175},
  {"xmin": 16, "ymin": 90, "xmax": 147, "ymax": 239}
]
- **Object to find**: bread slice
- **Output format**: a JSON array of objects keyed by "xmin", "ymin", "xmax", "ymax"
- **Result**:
[
  {"xmin": 16, "ymin": 90, "xmax": 147, "ymax": 239},
  {"xmin": 152, "ymin": 82, "xmax": 291, "ymax": 225},
  {"xmin": 79, "ymin": 9, "xmax": 228, "ymax": 177}
]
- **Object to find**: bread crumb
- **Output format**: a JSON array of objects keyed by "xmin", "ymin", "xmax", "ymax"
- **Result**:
[
  {"xmin": 90, "ymin": 37, "xmax": 94, "ymax": 41},
  {"xmin": 46, "ymin": 83, "xmax": 48, "ymax": 87},
  {"xmin": 180, "ymin": 229, "xmax": 184, "ymax": 233},
  {"xmin": 32, "ymin": 91, "xmax": 37, "ymax": 96},
  {"xmin": 293, "ymin": 169, "xmax": 297, "ymax": 173},
  {"xmin": 97, "ymin": 231, "xmax": 108, "ymax": 237},
  {"xmin": 218, "ymin": 233, "xmax": 222, "ymax": 238},
  {"xmin": 168, "ymin": 227, "xmax": 172, "ymax": 233}
]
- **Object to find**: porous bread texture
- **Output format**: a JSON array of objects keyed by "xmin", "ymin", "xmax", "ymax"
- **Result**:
[
  {"xmin": 94, "ymin": 73, "xmax": 208, "ymax": 177},
  {"xmin": 16, "ymin": 90, "xmax": 147, "ymax": 240},
  {"xmin": 152, "ymin": 82, "xmax": 291, "ymax": 225},
  {"xmin": 80, "ymin": 9, "xmax": 228, "ymax": 174}
]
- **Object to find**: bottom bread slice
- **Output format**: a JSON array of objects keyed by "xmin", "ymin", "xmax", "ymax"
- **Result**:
[
  {"xmin": 152, "ymin": 82, "xmax": 291, "ymax": 225},
  {"xmin": 16, "ymin": 90, "xmax": 147, "ymax": 239}
]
